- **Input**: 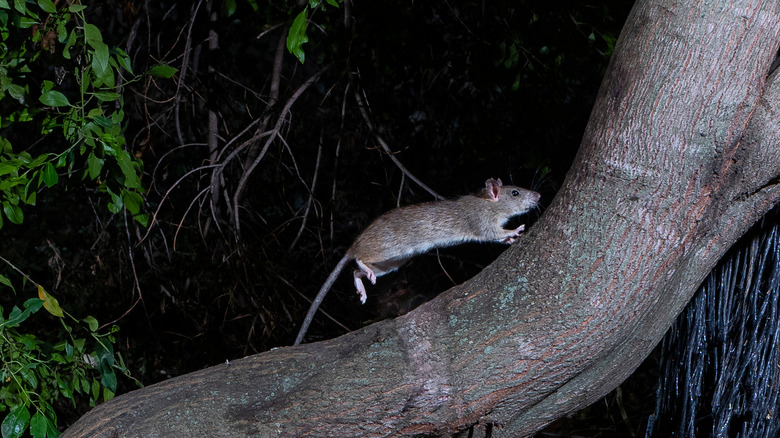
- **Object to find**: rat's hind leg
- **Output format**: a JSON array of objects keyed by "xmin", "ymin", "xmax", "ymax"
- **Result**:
[
  {"xmin": 352, "ymin": 270, "xmax": 369, "ymax": 304},
  {"xmin": 355, "ymin": 259, "xmax": 377, "ymax": 284},
  {"xmin": 352, "ymin": 260, "xmax": 380, "ymax": 304}
]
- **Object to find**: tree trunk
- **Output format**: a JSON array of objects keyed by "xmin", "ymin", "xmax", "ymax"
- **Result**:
[{"xmin": 64, "ymin": 0, "xmax": 780, "ymax": 437}]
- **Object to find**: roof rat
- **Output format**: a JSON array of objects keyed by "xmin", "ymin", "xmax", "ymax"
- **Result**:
[{"xmin": 293, "ymin": 178, "xmax": 541, "ymax": 345}]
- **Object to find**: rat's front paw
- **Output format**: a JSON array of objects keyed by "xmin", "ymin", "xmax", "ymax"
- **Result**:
[{"xmin": 501, "ymin": 224, "xmax": 526, "ymax": 244}]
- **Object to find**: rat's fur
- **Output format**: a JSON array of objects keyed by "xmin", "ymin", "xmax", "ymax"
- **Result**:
[{"xmin": 294, "ymin": 178, "xmax": 540, "ymax": 345}]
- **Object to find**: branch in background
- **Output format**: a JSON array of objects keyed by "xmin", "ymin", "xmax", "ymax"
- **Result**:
[
  {"xmin": 231, "ymin": 68, "xmax": 326, "ymax": 235},
  {"xmin": 353, "ymin": 88, "xmax": 443, "ymax": 201},
  {"xmin": 330, "ymin": 82, "xmax": 350, "ymax": 242},
  {"xmin": 289, "ymin": 133, "xmax": 324, "ymax": 250},
  {"xmin": 205, "ymin": 0, "xmax": 220, "ymax": 238},
  {"xmin": 173, "ymin": 0, "xmax": 204, "ymax": 145}
]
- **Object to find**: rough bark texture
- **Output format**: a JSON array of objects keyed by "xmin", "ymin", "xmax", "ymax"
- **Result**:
[{"xmin": 64, "ymin": 0, "xmax": 780, "ymax": 437}]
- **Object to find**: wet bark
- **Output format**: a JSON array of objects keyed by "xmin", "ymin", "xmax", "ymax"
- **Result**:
[{"xmin": 64, "ymin": 0, "xmax": 780, "ymax": 436}]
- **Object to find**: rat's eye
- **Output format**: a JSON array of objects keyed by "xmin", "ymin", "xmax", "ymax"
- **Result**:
[{"xmin": 511, "ymin": 190, "xmax": 520, "ymax": 197}]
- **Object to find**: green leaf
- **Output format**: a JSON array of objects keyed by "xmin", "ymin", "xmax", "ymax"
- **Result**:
[
  {"xmin": 2, "ymin": 299, "xmax": 44, "ymax": 329},
  {"xmin": 92, "ymin": 91, "xmax": 120, "ymax": 102},
  {"xmin": 101, "ymin": 369, "xmax": 117, "ymax": 393},
  {"xmin": 287, "ymin": 8, "xmax": 309, "ymax": 64},
  {"xmin": 44, "ymin": 417, "xmax": 58, "ymax": 438},
  {"xmin": 91, "ymin": 41, "xmax": 111, "ymax": 86},
  {"xmin": 38, "ymin": 286, "xmax": 64, "ymax": 318},
  {"xmin": 63, "ymin": 29, "xmax": 76, "ymax": 59},
  {"xmin": 29, "ymin": 411, "xmax": 47, "ymax": 438},
  {"xmin": 0, "ymin": 161, "xmax": 20, "ymax": 176},
  {"xmin": 41, "ymin": 162, "xmax": 58, "ymax": 187},
  {"xmin": 37, "ymin": 0, "xmax": 56, "ymax": 13},
  {"xmin": 64, "ymin": 341, "xmax": 74, "ymax": 358},
  {"xmin": 83, "ymin": 23, "xmax": 103, "ymax": 45},
  {"xmin": 57, "ymin": 376, "xmax": 73, "ymax": 398},
  {"xmin": 83, "ymin": 315, "xmax": 98, "ymax": 332},
  {"xmin": 68, "ymin": 3, "xmax": 86, "ymax": 12},
  {"xmin": 244, "ymin": 0, "xmax": 259, "ymax": 12},
  {"xmin": 3, "ymin": 202, "xmax": 23, "ymax": 224},
  {"xmin": 106, "ymin": 188, "xmax": 122, "ymax": 213},
  {"xmin": 116, "ymin": 150, "xmax": 141, "ymax": 189},
  {"xmin": 1, "ymin": 405, "xmax": 30, "ymax": 438},
  {"xmin": 91, "ymin": 379, "xmax": 100, "ymax": 400},
  {"xmin": 24, "ymin": 181, "xmax": 37, "ymax": 205},
  {"xmin": 21, "ymin": 366, "xmax": 38, "ymax": 388},
  {"xmin": 134, "ymin": 213, "xmax": 149, "ymax": 227},
  {"xmin": 19, "ymin": 17, "xmax": 37, "ymax": 29},
  {"xmin": 6, "ymin": 83, "xmax": 26, "ymax": 102},
  {"xmin": 223, "ymin": 0, "xmax": 236, "ymax": 17},
  {"xmin": 146, "ymin": 65, "xmax": 178, "ymax": 78},
  {"xmin": 121, "ymin": 189, "xmax": 143, "ymax": 215},
  {"xmin": 97, "ymin": 341, "xmax": 118, "ymax": 392},
  {"xmin": 87, "ymin": 153, "xmax": 103, "ymax": 179},
  {"xmin": 0, "ymin": 137, "xmax": 12, "ymax": 154},
  {"xmin": 0, "ymin": 274, "xmax": 14, "ymax": 293},
  {"xmin": 39, "ymin": 90, "xmax": 70, "ymax": 107},
  {"xmin": 112, "ymin": 48, "xmax": 133, "ymax": 74},
  {"xmin": 57, "ymin": 18, "xmax": 67, "ymax": 43},
  {"xmin": 93, "ymin": 115, "xmax": 113, "ymax": 128},
  {"xmin": 325, "ymin": 0, "xmax": 339, "ymax": 6},
  {"xmin": 80, "ymin": 375, "xmax": 91, "ymax": 394}
]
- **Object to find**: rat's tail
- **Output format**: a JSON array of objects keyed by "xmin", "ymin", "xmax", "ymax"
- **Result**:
[{"xmin": 294, "ymin": 253, "xmax": 352, "ymax": 346}]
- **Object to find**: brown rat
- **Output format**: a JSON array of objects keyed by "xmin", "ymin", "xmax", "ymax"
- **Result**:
[{"xmin": 293, "ymin": 178, "xmax": 541, "ymax": 345}]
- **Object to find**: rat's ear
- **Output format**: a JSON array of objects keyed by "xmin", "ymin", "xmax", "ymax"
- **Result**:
[{"xmin": 485, "ymin": 178, "xmax": 502, "ymax": 201}]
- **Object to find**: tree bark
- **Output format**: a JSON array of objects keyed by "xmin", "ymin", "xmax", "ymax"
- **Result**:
[{"xmin": 64, "ymin": 0, "xmax": 780, "ymax": 437}]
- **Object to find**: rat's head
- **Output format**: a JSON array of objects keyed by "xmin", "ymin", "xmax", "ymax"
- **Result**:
[{"xmin": 482, "ymin": 178, "xmax": 541, "ymax": 216}]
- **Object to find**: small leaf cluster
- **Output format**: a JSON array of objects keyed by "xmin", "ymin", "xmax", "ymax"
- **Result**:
[
  {"xmin": 287, "ymin": 0, "xmax": 340, "ymax": 64},
  {"xmin": 0, "ymin": 0, "xmax": 149, "ymax": 227},
  {"xmin": 1, "ymin": 281, "xmax": 137, "ymax": 438}
]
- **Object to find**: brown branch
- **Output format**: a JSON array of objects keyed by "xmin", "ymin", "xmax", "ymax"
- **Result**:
[
  {"xmin": 231, "ymin": 69, "xmax": 326, "ymax": 235},
  {"xmin": 172, "ymin": 0, "xmax": 204, "ymax": 146}
]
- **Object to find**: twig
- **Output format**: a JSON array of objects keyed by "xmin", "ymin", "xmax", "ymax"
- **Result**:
[
  {"xmin": 99, "ymin": 208, "xmax": 147, "ymax": 331},
  {"xmin": 174, "ymin": 185, "xmax": 212, "ymax": 249},
  {"xmin": 230, "ymin": 32, "xmax": 287, "ymax": 210},
  {"xmin": 256, "ymin": 22, "xmax": 285, "ymax": 41},
  {"xmin": 139, "ymin": 163, "xmax": 222, "ymax": 244},
  {"xmin": 173, "ymin": 0, "xmax": 204, "ymax": 145},
  {"xmin": 204, "ymin": 0, "xmax": 220, "ymax": 238},
  {"xmin": 148, "ymin": 142, "xmax": 208, "ymax": 196},
  {"xmin": 289, "ymin": 135, "xmax": 323, "ymax": 250},
  {"xmin": 353, "ymin": 89, "xmax": 443, "ymax": 200},
  {"xmin": 277, "ymin": 275, "xmax": 350, "ymax": 332},
  {"xmin": 330, "ymin": 82, "xmax": 350, "ymax": 241},
  {"xmin": 231, "ymin": 68, "xmax": 327, "ymax": 235},
  {"xmin": 0, "ymin": 254, "xmax": 39, "ymax": 288}
]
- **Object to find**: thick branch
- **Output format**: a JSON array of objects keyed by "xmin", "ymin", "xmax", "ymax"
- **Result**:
[{"xmin": 64, "ymin": 0, "xmax": 780, "ymax": 437}]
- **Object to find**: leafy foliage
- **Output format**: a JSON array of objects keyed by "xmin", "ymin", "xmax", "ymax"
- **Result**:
[
  {"xmin": 0, "ymin": 0, "xmax": 161, "ymax": 434},
  {"xmin": 0, "ymin": 284, "xmax": 137, "ymax": 438},
  {"xmin": 0, "ymin": 0, "xmax": 147, "ymax": 227}
]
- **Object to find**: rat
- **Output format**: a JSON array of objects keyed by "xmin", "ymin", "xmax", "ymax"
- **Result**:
[{"xmin": 293, "ymin": 178, "xmax": 541, "ymax": 345}]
